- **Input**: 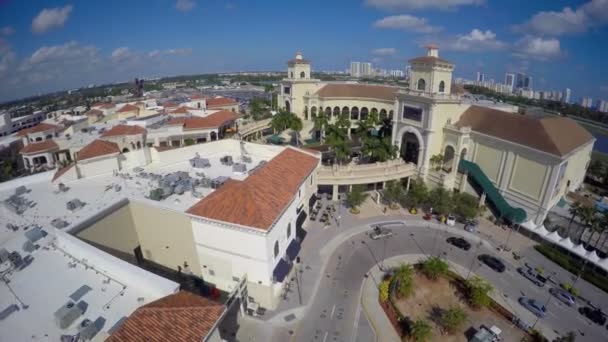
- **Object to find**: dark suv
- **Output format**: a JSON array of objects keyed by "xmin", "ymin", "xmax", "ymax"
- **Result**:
[
  {"xmin": 579, "ymin": 306, "xmax": 607, "ymax": 325},
  {"xmin": 478, "ymin": 254, "xmax": 506, "ymax": 273},
  {"xmin": 446, "ymin": 237, "xmax": 472, "ymax": 251}
]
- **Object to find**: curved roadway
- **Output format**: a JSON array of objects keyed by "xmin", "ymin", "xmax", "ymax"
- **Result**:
[{"xmin": 291, "ymin": 221, "xmax": 608, "ymax": 342}]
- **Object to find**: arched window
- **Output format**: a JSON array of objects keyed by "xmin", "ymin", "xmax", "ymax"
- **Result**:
[
  {"xmin": 311, "ymin": 106, "xmax": 317, "ymax": 118},
  {"xmin": 325, "ymin": 107, "xmax": 332, "ymax": 117},
  {"xmin": 438, "ymin": 81, "xmax": 445, "ymax": 93},
  {"xmin": 360, "ymin": 107, "xmax": 369, "ymax": 121},
  {"xmin": 300, "ymin": 71, "xmax": 306, "ymax": 78},
  {"xmin": 350, "ymin": 107, "xmax": 359, "ymax": 120},
  {"xmin": 285, "ymin": 101, "xmax": 291, "ymax": 113},
  {"xmin": 417, "ymin": 78, "xmax": 426, "ymax": 91},
  {"xmin": 304, "ymin": 106, "xmax": 309, "ymax": 120},
  {"xmin": 274, "ymin": 241, "xmax": 279, "ymax": 258},
  {"xmin": 287, "ymin": 223, "xmax": 292, "ymax": 238},
  {"xmin": 389, "ymin": 110, "xmax": 394, "ymax": 120},
  {"xmin": 290, "ymin": 72, "xmax": 294, "ymax": 78},
  {"xmin": 342, "ymin": 106, "xmax": 349, "ymax": 116},
  {"xmin": 333, "ymin": 106, "xmax": 340, "ymax": 117},
  {"xmin": 379, "ymin": 109, "xmax": 387, "ymax": 120}
]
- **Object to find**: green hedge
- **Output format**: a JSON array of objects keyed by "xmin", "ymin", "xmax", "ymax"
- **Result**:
[{"xmin": 534, "ymin": 244, "xmax": 608, "ymax": 294}]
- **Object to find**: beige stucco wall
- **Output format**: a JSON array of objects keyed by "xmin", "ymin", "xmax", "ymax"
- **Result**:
[
  {"xmin": 129, "ymin": 200, "xmax": 202, "ymax": 277},
  {"xmin": 508, "ymin": 155, "xmax": 549, "ymax": 201},
  {"xmin": 76, "ymin": 204, "xmax": 139, "ymax": 257},
  {"xmin": 562, "ymin": 141, "xmax": 593, "ymax": 192},
  {"xmin": 473, "ymin": 143, "xmax": 504, "ymax": 183}
]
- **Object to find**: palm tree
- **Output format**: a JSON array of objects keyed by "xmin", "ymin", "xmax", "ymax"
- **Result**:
[
  {"xmin": 428, "ymin": 186, "xmax": 453, "ymax": 216},
  {"xmin": 421, "ymin": 256, "xmax": 449, "ymax": 281},
  {"xmin": 394, "ymin": 263, "xmax": 415, "ymax": 298},
  {"xmin": 383, "ymin": 180, "xmax": 405, "ymax": 209},
  {"xmin": 313, "ymin": 111, "xmax": 329, "ymax": 142},
  {"xmin": 566, "ymin": 202, "xmax": 582, "ymax": 238},
  {"xmin": 410, "ymin": 319, "xmax": 433, "ymax": 342},
  {"xmin": 405, "ymin": 179, "xmax": 428, "ymax": 211},
  {"xmin": 288, "ymin": 115, "xmax": 303, "ymax": 146},
  {"xmin": 346, "ymin": 185, "xmax": 368, "ymax": 214},
  {"xmin": 577, "ymin": 205, "xmax": 598, "ymax": 243},
  {"xmin": 270, "ymin": 111, "xmax": 289, "ymax": 133}
]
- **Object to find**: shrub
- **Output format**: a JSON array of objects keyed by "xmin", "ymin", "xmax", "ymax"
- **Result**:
[
  {"xmin": 466, "ymin": 276, "xmax": 493, "ymax": 309},
  {"xmin": 395, "ymin": 264, "xmax": 415, "ymax": 299},
  {"xmin": 560, "ymin": 283, "xmax": 580, "ymax": 297},
  {"xmin": 440, "ymin": 306, "xmax": 468, "ymax": 334},
  {"xmin": 184, "ymin": 138, "xmax": 195, "ymax": 146},
  {"xmin": 379, "ymin": 279, "xmax": 390, "ymax": 302},
  {"xmin": 409, "ymin": 319, "xmax": 433, "ymax": 342},
  {"xmin": 421, "ymin": 256, "xmax": 449, "ymax": 281}
]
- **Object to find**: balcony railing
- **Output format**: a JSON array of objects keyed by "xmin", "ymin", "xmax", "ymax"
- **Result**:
[
  {"xmin": 238, "ymin": 119, "xmax": 272, "ymax": 136},
  {"xmin": 317, "ymin": 159, "xmax": 417, "ymax": 185}
]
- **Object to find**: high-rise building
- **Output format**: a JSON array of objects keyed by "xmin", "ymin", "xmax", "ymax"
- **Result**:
[
  {"xmin": 524, "ymin": 75, "xmax": 532, "ymax": 89},
  {"xmin": 599, "ymin": 100, "xmax": 608, "ymax": 113},
  {"xmin": 505, "ymin": 73, "xmax": 515, "ymax": 92},
  {"xmin": 581, "ymin": 97, "xmax": 593, "ymax": 108},
  {"xmin": 350, "ymin": 62, "xmax": 361, "ymax": 77},
  {"xmin": 514, "ymin": 72, "xmax": 532, "ymax": 90},
  {"xmin": 360, "ymin": 62, "xmax": 372, "ymax": 77},
  {"xmin": 404, "ymin": 65, "xmax": 411, "ymax": 79},
  {"xmin": 563, "ymin": 88, "xmax": 571, "ymax": 104},
  {"xmin": 476, "ymin": 72, "xmax": 485, "ymax": 82}
]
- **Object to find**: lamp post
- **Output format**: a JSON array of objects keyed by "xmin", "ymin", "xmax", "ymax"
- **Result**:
[
  {"xmin": 466, "ymin": 240, "xmax": 483, "ymax": 280},
  {"xmin": 294, "ymin": 256, "xmax": 302, "ymax": 305}
]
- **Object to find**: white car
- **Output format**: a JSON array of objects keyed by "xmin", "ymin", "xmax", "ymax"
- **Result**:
[
  {"xmin": 446, "ymin": 215, "xmax": 456, "ymax": 226},
  {"xmin": 369, "ymin": 226, "xmax": 393, "ymax": 240}
]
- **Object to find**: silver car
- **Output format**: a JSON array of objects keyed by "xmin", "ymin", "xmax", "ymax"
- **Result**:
[
  {"xmin": 519, "ymin": 297, "xmax": 547, "ymax": 317},
  {"xmin": 370, "ymin": 226, "xmax": 393, "ymax": 240},
  {"xmin": 549, "ymin": 287, "xmax": 576, "ymax": 306}
]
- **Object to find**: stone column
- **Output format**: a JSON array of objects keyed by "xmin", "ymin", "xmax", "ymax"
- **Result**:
[
  {"xmin": 478, "ymin": 192, "xmax": 486, "ymax": 207},
  {"xmin": 332, "ymin": 184, "xmax": 339, "ymax": 198}
]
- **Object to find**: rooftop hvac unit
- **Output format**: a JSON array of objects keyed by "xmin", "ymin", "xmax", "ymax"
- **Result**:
[
  {"xmin": 58, "ymin": 183, "xmax": 69, "ymax": 192},
  {"xmin": 190, "ymin": 156, "xmax": 211, "ymax": 168},
  {"xmin": 78, "ymin": 316, "xmax": 105, "ymax": 340},
  {"xmin": 66, "ymin": 199, "xmax": 85, "ymax": 212},
  {"xmin": 25, "ymin": 226, "xmax": 46, "ymax": 243},
  {"xmin": 174, "ymin": 184, "xmax": 186, "ymax": 195},
  {"xmin": 220, "ymin": 155, "xmax": 234, "ymax": 166},
  {"xmin": 15, "ymin": 186, "xmax": 28, "ymax": 196},
  {"xmin": 232, "ymin": 163, "xmax": 247, "ymax": 173},
  {"xmin": 54, "ymin": 301, "xmax": 84, "ymax": 329}
]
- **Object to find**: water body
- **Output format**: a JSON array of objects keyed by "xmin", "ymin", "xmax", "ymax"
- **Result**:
[{"xmin": 592, "ymin": 133, "xmax": 608, "ymax": 154}]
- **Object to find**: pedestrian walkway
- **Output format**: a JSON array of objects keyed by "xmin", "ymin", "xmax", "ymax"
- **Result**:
[{"xmin": 360, "ymin": 254, "xmax": 559, "ymax": 342}]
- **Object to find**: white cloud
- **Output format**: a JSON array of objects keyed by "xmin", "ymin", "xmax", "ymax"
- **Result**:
[
  {"xmin": 148, "ymin": 48, "xmax": 193, "ymax": 57},
  {"xmin": 513, "ymin": 36, "xmax": 561, "ymax": 61},
  {"xmin": 373, "ymin": 15, "xmax": 441, "ymax": 33},
  {"xmin": 111, "ymin": 47, "xmax": 134, "ymax": 62},
  {"xmin": 514, "ymin": 0, "xmax": 608, "ymax": 36},
  {"xmin": 175, "ymin": 0, "xmax": 196, "ymax": 12},
  {"xmin": 0, "ymin": 27, "xmax": 15, "ymax": 36},
  {"xmin": 366, "ymin": 0, "xmax": 483, "ymax": 11},
  {"xmin": 443, "ymin": 29, "xmax": 506, "ymax": 51},
  {"xmin": 31, "ymin": 5, "xmax": 73, "ymax": 34},
  {"xmin": 372, "ymin": 48, "xmax": 397, "ymax": 55},
  {"xmin": 0, "ymin": 38, "xmax": 16, "ymax": 78}
]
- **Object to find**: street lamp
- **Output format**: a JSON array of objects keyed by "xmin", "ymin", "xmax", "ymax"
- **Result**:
[
  {"xmin": 466, "ymin": 240, "xmax": 483, "ymax": 280},
  {"xmin": 294, "ymin": 256, "xmax": 302, "ymax": 305}
]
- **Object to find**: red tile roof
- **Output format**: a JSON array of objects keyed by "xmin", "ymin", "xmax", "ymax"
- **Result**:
[
  {"xmin": 52, "ymin": 164, "xmax": 75, "ymax": 182},
  {"xmin": 107, "ymin": 291, "xmax": 225, "ymax": 342},
  {"xmin": 163, "ymin": 102, "xmax": 178, "ymax": 108},
  {"xmin": 169, "ymin": 106, "xmax": 197, "ymax": 114},
  {"xmin": 190, "ymin": 94, "xmax": 206, "ymax": 100},
  {"xmin": 408, "ymin": 55, "xmax": 453, "ymax": 65},
  {"xmin": 166, "ymin": 117, "xmax": 186, "ymax": 126},
  {"xmin": 101, "ymin": 124, "xmax": 146, "ymax": 137},
  {"xmin": 19, "ymin": 139, "xmax": 59, "ymax": 154},
  {"xmin": 206, "ymin": 97, "xmax": 238, "ymax": 107},
  {"xmin": 98, "ymin": 103, "xmax": 116, "ymax": 109},
  {"xmin": 117, "ymin": 104, "xmax": 140, "ymax": 113},
  {"xmin": 187, "ymin": 148, "xmax": 319, "ymax": 230},
  {"xmin": 77, "ymin": 139, "xmax": 120, "ymax": 161},
  {"xmin": 15, "ymin": 123, "xmax": 61, "ymax": 137},
  {"xmin": 85, "ymin": 109, "xmax": 103, "ymax": 116},
  {"xmin": 183, "ymin": 111, "xmax": 238, "ymax": 130}
]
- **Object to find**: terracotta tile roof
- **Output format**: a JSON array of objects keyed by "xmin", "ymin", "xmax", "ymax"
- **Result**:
[
  {"xmin": 117, "ymin": 104, "xmax": 140, "ymax": 113},
  {"xmin": 206, "ymin": 97, "xmax": 238, "ymax": 107},
  {"xmin": 98, "ymin": 103, "xmax": 116, "ymax": 109},
  {"xmin": 19, "ymin": 139, "xmax": 59, "ymax": 154},
  {"xmin": 77, "ymin": 139, "xmax": 120, "ymax": 161},
  {"xmin": 315, "ymin": 84, "xmax": 397, "ymax": 101},
  {"xmin": 101, "ymin": 124, "xmax": 146, "ymax": 137},
  {"xmin": 163, "ymin": 102, "xmax": 178, "ymax": 108},
  {"xmin": 456, "ymin": 105, "xmax": 594, "ymax": 157},
  {"xmin": 169, "ymin": 106, "xmax": 197, "ymax": 114},
  {"xmin": 190, "ymin": 94, "xmax": 206, "ymax": 100},
  {"xmin": 85, "ymin": 109, "xmax": 103, "ymax": 116},
  {"xmin": 408, "ymin": 55, "xmax": 453, "ymax": 65},
  {"xmin": 183, "ymin": 111, "xmax": 238, "ymax": 130},
  {"xmin": 15, "ymin": 123, "xmax": 61, "ymax": 137},
  {"xmin": 52, "ymin": 163, "xmax": 75, "ymax": 182},
  {"xmin": 187, "ymin": 148, "xmax": 319, "ymax": 230},
  {"xmin": 166, "ymin": 117, "xmax": 186, "ymax": 126},
  {"xmin": 107, "ymin": 291, "xmax": 224, "ymax": 342}
]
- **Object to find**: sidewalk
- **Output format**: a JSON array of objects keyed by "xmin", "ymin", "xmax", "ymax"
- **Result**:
[{"xmin": 360, "ymin": 255, "xmax": 559, "ymax": 342}]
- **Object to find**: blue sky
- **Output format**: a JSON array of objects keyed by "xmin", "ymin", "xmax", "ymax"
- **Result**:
[{"xmin": 0, "ymin": 0, "xmax": 607, "ymax": 103}]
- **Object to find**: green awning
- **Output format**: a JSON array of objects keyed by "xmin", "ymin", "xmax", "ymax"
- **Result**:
[
  {"xmin": 459, "ymin": 160, "xmax": 527, "ymax": 223},
  {"xmin": 267, "ymin": 134, "xmax": 285, "ymax": 144}
]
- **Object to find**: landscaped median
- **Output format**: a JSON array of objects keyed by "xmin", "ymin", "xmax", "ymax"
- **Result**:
[
  {"xmin": 377, "ymin": 256, "xmax": 532, "ymax": 342},
  {"xmin": 534, "ymin": 243, "xmax": 608, "ymax": 294}
]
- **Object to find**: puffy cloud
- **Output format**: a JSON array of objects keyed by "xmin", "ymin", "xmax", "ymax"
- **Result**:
[
  {"xmin": 149, "ymin": 48, "xmax": 192, "ymax": 57},
  {"xmin": 31, "ymin": 5, "xmax": 73, "ymax": 34},
  {"xmin": 513, "ymin": 36, "xmax": 561, "ymax": 61},
  {"xmin": 443, "ymin": 29, "xmax": 506, "ymax": 51},
  {"xmin": 365, "ymin": 0, "xmax": 483, "ymax": 11},
  {"xmin": 513, "ymin": 0, "xmax": 608, "ymax": 36},
  {"xmin": 111, "ymin": 47, "xmax": 135, "ymax": 62},
  {"xmin": 372, "ymin": 48, "xmax": 397, "ymax": 55},
  {"xmin": 0, "ymin": 27, "xmax": 15, "ymax": 36},
  {"xmin": 373, "ymin": 15, "xmax": 441, "ymax": 33},
  {"xmin": 175, "ymin": 0, "xmax": 196, "ymax": 12},
  {"xmin": 0, "ymin": 38, "xmax": 16, "ymax": 78}
]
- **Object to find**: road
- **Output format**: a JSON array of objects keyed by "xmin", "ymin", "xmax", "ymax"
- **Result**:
[{"xmin": 292, "ymin": 222, "xmax": 608, "ymax": 342}]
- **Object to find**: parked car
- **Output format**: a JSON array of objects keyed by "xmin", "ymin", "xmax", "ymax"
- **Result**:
[
  {"xmin": 447, "ymin": 237, "xmax": 472, "ymax": 251},
  {"xmin": 446, "ymin": 215, "xmax": 456, "ymax": 226},
  {"xmin": 470, "ymin": 325, "xmax": 502, "ymax": 342},
  {"xmin": 549, "ymin": 287, "xmax": 576, "ymax": 306},
  {"xmin": 369, "ymin": 226, "xmax": 393, "ymax": 240},
  {"xmin": 518, "ymin": 297, "xmax": 547, "ymax": 317},
  {"xmin": 464, "ymin": 220, "xmax": 478, "ymax": 232},
  {"xmin": 579, "ymin": 306, "xmax": 607, "ymax": 325},
  {"xmin": 478, "ymin": 254, "xmax": 506, "ymax": 273},
  {"xmin": 517, "ymin": 267, "xmax": 547, "ymax": 287}
]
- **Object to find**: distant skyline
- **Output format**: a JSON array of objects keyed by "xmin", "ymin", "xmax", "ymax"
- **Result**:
[{"xmin": 0, "ymin": 0, "xmax": 607, "ymax": 103}]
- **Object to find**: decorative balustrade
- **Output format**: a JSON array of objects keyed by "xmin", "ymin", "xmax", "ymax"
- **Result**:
[{"xmin": 317, "ymin": 159, "xmax": 417, "ymax": 185}]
